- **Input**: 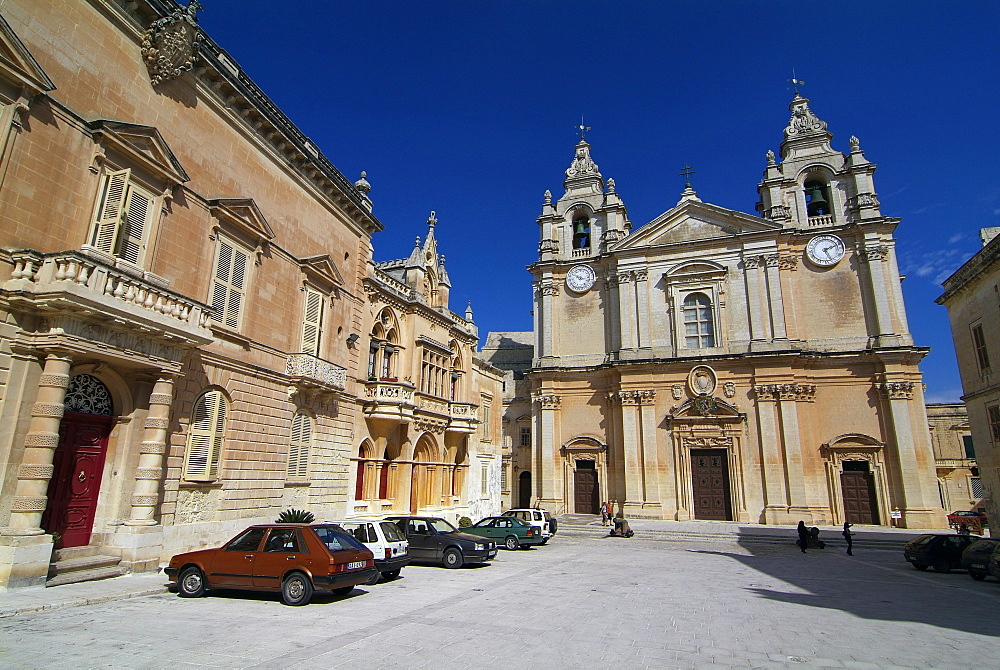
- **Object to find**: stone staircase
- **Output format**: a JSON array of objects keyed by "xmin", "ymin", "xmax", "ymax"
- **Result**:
[{"xmin": 47, "ymin": 545, "xmax": 127, "ymax": 587}]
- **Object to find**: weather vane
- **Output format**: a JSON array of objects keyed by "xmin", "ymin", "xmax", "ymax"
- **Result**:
[
  {"xmin": 788, "ymin": 69, "xmax": 805, "ymax": 95},
  {"xmin": 575, "ymin": 114, "xmax": 592, "ymax": 142},
  {"xmin": 679, "ymin": 164, "xmax": 696, "ymax": 189}
]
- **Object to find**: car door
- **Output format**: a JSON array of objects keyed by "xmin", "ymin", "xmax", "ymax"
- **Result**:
[
  {"xmin": 493, "ymin": 518, "xmax": 512, "ymax": 540},
  {"xmin": 403, "ymin": 519, "xmax": 435, "ymax": 560},
  {"xmin": 252, "ymin": 528, "xmax": 304, "ymax": 589},
  {"xmin": 211, "ymin": 527, "xmax": 266, "ymax": 589}
]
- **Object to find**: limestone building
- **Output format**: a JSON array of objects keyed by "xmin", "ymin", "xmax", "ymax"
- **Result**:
[
  {"xmin": 926, "ymin": 403, "xmax": 982, "ymax": 516},
  {"xmin": 499, "ymin": 95, "xmax": 945, "ymax": 528},
  {"xmin": 0, "ymin": 0, "xmax": 497, "ymax": 589},
  {"xmin": 937, "ymin": 228, "xmax": 1000, "ymax": 533}
]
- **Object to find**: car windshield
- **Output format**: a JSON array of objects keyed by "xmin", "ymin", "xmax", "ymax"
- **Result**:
[
  {"xmin": 430, "ymin": 518, "xmax": 458, "ymax": 533},
  {"xmin": 380, "ymin": 522, "xmax": 407, "ymax": 542}
]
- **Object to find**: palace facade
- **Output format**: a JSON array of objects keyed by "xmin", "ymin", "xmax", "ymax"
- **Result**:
[
  {"xmin": 488, "ymin": 95, "xmax": 946, "ymax": 528},
  {"xmin": 0, "ymin": 0, "xmax": 498, "ymax": 589}
]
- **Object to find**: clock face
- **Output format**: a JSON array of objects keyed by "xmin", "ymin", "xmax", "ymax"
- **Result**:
[
  {"xmin": 806, "ymin": 234, "xmax": 846, "ymax": 266},
  {"xmin": 565, "ymin": 264, "xmax": 596, "ymax": 293}
]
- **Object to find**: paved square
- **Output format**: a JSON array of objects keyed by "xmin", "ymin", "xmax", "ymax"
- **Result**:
[{"xmin": 0, "ymin": 533, "xmax": 997, "ymax": 669}]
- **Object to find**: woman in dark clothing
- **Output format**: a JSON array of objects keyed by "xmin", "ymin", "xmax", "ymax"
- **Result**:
[
  {"xmin": 843, "ymin": 522, "xmax": 854, "ymax": 555},
  {"xmin": 797, "ymin": 520, "xmax": 809, "ymax": 553}
]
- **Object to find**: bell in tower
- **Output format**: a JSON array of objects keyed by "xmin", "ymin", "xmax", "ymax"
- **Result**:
[
  {"xmin": 805, "ymin": 181, "xmax": 830, "ymax": 216},
  {"xmin": 572, "ymin": 216, "xmax": 590, "ymax": 250}
]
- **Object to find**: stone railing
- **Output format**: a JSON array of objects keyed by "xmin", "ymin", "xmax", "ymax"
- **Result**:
[
  {"xmin": 372, "ymin": 267, "xmax": 417, "ymax": 300},
  {"xmin": 364, "ymin": 380, "xmax": 415, "ymax": 402},
  {"xmin": 807, "ymin": 214, "xmax": 834, "ymax": 227},
  {"xmin": 449, "ymin": 402, "xmax": 479, "ymax": 421},
  {"xmin": 6, "ymin": 249, "xmax": 210, "ymax": 329},
  {"xmin": 572, "ymin": 247, "xmax": 591, "ymax": 257},
  {"xmin": 286, "ymin": 353, "xmax": 347, "ymax": 391}
]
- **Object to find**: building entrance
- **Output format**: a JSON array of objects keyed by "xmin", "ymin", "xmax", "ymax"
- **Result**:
[
  {"xmin": 42, "ymin": 412, "xmax": 114, "ymax": 548},
  {"xmin": 841, "ymin": 461, "xmax": 880, "ymax": 524},
  {"xmin": 691, "ymin": 449, "xmax": 732, "ymax": 520},
  {"xmin": 573, "ymin": 460, "xmax": 599, "ymax": 514},
  {"xmin": 518, "ymin": 471, "xmax": 532, "ymax": 508}
]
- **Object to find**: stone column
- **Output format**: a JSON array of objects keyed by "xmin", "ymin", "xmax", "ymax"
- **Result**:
[
  {"xmin": 753, "ymin": 384, "xmax": 788, "ymax": 523},
  {"xmin": 879, "ymin": 380, "xmax": 940, "ymax": 527},
  {"xmin": 614, "ymin": 392, "xmax": 644, "ymax": 511},
  {"xmin": 860, "ymin": 243, "xmax": 894, "ymax": 341},
  {"xmin": 617, "ymin": 272, "xmax": 637, "ymax": 350},
  {"xmin": 743, "ymin": 257, "xmax": 768, "ymax": 342},
  {"xmin": 764, "ymin": 255, "xmax": 788, "ymax": 340},
  {"xmin": 125, "ymin": 374, "xmax": 175, "ymax": 525},
  {"xmin": 5, "ymin": 352, "xmax": 73, "ymax": 536},
  {"xmin": 534, "ymin": 394, "xmax": 560, "ymax": 508},
  {"xmin": 634, "ymin": 271, "xmax": 650, "ymax": 349},
  {"xmin": 777, "ymin": 385, "xmax": 808, "ymax": 515},
  {"xmin": 638, "ymin": 391, "xmax": 658, "ymax": 504},
  {"xmin": 538, "ymin": 281, "xmax": 557, "ymax": 360}
]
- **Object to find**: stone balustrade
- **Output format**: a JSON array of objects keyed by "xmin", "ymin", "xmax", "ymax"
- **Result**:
[
  {"xmin": 807, "ymin": 214, "xmax": 834, "ymax": 227},
  {"xmin": 286, "ymin": 352, "xmax": 347, "ymax": 391}
]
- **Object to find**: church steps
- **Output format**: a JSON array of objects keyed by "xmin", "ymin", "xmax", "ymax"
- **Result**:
[{"xmin": 47, "ymin": 549, "xmax": 126, "ymax": 587}]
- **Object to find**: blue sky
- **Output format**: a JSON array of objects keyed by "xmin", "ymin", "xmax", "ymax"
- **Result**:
[{"xmin": 198, "ymin": 2, "xmax": 999, "ymax": 402}]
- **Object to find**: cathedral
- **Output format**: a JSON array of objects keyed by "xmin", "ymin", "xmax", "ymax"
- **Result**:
[{"xmin": 486, "ymin": 94, "xmax": 946, "ymax": 529}]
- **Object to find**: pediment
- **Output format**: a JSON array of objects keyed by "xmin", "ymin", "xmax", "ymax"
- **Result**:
[
  {"xmin": 208, "ymin": 197, "xmax": 275, "ymax": 244},
  {"xmin": 299, "ymin": 254, "xmax": 344, "ymax": 289},
  {"xmin": 0, "ymin": 15, "xmax": 55, "ymax": 96},
  {"xmin": 613, "ymin": 201, "xmax": 781, "ymax": 251},
  {"xmin": 90, "ymin": 121, "xmax": 189, "ymax": 185}
]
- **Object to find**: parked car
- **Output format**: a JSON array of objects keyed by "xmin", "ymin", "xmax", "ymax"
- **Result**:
[
  {"xmin": 464, "ymin": 515, "xmax": 545, "ymax": 550},
  {"xmin": 164, "ymin": 523, "xmax": 377, "ymax": 606},
  {"xmin": 903, "ymin": 533, "xmax": 980, "ymax": 573},
  {"xmin": 329, "ymin": 519, "xmax": 411, "ymax": 583},
  {"xmin": 947, "ymin": 510, "xmax": 988, "ymax": 533},
  {"xmin": 502, "ymin": 508, "xmax": 552, "ymax": 543},
  {"xmin": 385, "ymin": 516, "xmax": 497, "ymax": 568},
  {"xmin": 961, "ymin": 538, "xmax": 1000, "ymax": 581}
]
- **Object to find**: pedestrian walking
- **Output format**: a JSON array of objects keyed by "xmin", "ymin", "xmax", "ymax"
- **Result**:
[
  {"xmin": 600, "ymin": 501, "xmax": 608, "ymax": 525},
  {"xmin": 797, "ymin": 520, "xmax": 808, "ymax": 553},
  {"xmin": 842, "ymin": 521, "xmax": 854, "ymax": 556},
  {"xmin": 607, "ymin": 500, "xmax": 616, "ymax": 522}
]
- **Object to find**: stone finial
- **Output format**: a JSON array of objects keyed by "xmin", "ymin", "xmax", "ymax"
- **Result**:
[
  {"xmin": 849, "ymin": 136, "xmax": 861, "ymax": 152},
  {"xmin": 427, "ymin": 210, "xmax": 437, "ymax": 228},
  {"xmin": 607, "ymin": 177, "xmax": 616, "ymax": 193},
  {"xmin": 784, "ymin": 95, "xmax": 828, "ymax": 139},
  {"xmin": 465, "ymin": 301, "xmax": 474, "ymax": 321},
  {"xmin": 766, "ymin": 149, "xmax": 776, "ymax": 166},
  {"xmin": 439, "ymin": 254, "xmax": 445, "ymax": 265},
  {"xmin": 566, "ymin": 141, "xmax": 600, "ymax": 179},
  {"xmin": 354, "ymin": 170, "xmax": 371, "ymax": 195},
  {"xmin": 414, "ymin": 236, "xmax": 421, "ymax": 248},
  {"xmin": 543, "ymin": 189, "xmax": 552, "ymax": 205}
]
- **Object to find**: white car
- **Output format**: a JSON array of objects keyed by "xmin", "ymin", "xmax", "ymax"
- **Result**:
[
  {"xmin": 330, "ymin": 519, "xmax": 411, "ymax": 583},
  {"xmin": 501, "ymin": 509, "xmax": 553, "ymax": 543}
]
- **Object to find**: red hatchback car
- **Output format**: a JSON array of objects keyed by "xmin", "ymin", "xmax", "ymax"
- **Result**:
[{"xmin": 164, "ymin": 523, "xmax": 377, "ymax": 606}]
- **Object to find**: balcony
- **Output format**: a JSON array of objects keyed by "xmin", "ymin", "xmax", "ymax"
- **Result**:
[
  {"xmin": 286, "ymin": 352, "xmax": 347, "ymax": 392},
  {"xmin": 807, "ymin": 214, "xmax": 834, "ymax": 227},
  {"xmin": 447, "ymin": 402, "xmax": 479, "ymax": 434},
  {"xmin": 1, "ymin": 249, "xmax": 212, "ymax": 349},
  {"xmin": 363, "ymin": 380, "xmax": 415, "ymax": 423}
]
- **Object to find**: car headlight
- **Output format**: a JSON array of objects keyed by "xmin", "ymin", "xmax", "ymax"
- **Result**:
[{"xmin": 475, "ymin": 543, "xmax": 485, "ymax": 551}]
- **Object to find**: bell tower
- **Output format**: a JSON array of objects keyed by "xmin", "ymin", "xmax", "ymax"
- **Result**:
[{"xmin": 757, "ymin": 94, "xmax": 882, "ymax": 229}]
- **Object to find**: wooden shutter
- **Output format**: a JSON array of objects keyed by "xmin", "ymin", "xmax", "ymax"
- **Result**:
[
  {"xmin": 287, "ymin": 411, "xmax": 312, "ymax": 480},
  {"xmin": 210, "ymin": 240, "xmax": 250, "ymax": 329},
  {"xmin": 300, "ymin": 287, "xmax": 324, "ymax": 356},
  {"xmin": 91, "ymin": 169, "xmax": 130, "ymax": 254},
  {"xmin": 184, "ymin": 389, "xmax": 227, "ymax": 481},
  {"xmin": 118, "ymin": 186, "xmax": 153, "ymax": 264}
]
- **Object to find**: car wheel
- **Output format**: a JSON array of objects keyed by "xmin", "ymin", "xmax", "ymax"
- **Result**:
[
  {"xmin": 933, "ymin": 559, "xmax": 950, "ymax": 573},
  {"xmin": 178, "ymin": 566, "xmax": 206, "ymax": 598},
  {"xmin": 443, "ymin": 548, "xmax": 464, "ymax": 569},
  {"xmin": 912, "ymin": 563, "xmax": 928, "ymax": 571},
  {"xmin": 970, "ymin": 571, "xmax": 987, "ymax": 581},
  {"xmin": 504, "ymin": 535, "xmax": 520, "ymax": 551},
  {"xmin": 280, "ymin": 572, "xmax": 314, "ymax": 606},
  {"xmin": 382, "ymin": 569, "xmax": 400, "ymax": 580},
  {"xmin": 332, "ymin": 586, "xmax": 354, "ymax": 597},
  {"xmin": 366, "ymin": 570, "xmax": 381, "ymax": 586}
]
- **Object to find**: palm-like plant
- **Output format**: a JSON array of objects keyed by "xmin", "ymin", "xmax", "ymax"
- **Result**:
[{"xmin": 276, "ymin": 508, "xmax": 315, "ymax": 523}]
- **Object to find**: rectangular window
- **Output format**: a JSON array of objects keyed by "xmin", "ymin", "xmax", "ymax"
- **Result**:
[
  {"xmin": 988, "ymin": 405, "xmax": 1000, "ymax": 443},
  {"xmin": 481, "ymin": 396, "xmax": 492, "ymax": 442},
  {"xmin": 481, "ymin": 465, "xmax": 489, "ymax": 496},
  {"xmin": 287, "ymin": 412, "xmax": 312, "ymax": 480},
  {"xmin": 210, "ymin": 238, "xmax": 250, "ymax": 329},
  {"xmin": 184, "ymin": 389, "xmax": 227, "ymax": 481},
  {"xmin": 500, "ymin": 462, "xmax": 508, "ymax": 491},
  {"xmin": 520, "ymin": 426, "xmax": 531, "ymax": 447},
  {"xmin": 420, "ymin": 348, "xmax": 447, "ymax": 397},
  {"xmin": 89, "ymin": 168, "xmax": 155, "ymax": 265},
  {"xmin": 972, "ymin": 324, "xmax": 990, "ymax": 371},
  {"xmin": 300, "ymin": 287, "xmax": 324, "ymax": 357},
  {"xmin": 962, "ymin": 435, "xmax": 976, "ymax": 459},
  {"xmin": 971, "ymin": 477, "xmax": 983, "ymax": 498}
]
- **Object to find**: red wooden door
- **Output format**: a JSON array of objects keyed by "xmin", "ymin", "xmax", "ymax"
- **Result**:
[{"xmin": 42, "ymin": 412, "xmax": 113, "ymax": 548}]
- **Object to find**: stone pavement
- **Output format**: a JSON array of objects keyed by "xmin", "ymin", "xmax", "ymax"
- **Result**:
[{"xmin": 0, "ymin": 526, "xmax": 997, "ymax": 669}]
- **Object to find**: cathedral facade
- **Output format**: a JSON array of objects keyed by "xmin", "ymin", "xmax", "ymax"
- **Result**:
[{"xmin": 510, "ymin": 96, "xmax": 945, "ymax": 528}]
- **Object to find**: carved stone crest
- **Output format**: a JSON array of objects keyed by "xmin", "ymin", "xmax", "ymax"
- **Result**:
[
  {"xmin": 687, "ymin": 365, "xmax": 717, "ymax": 397},
  {"xmin": 141, "ymin": 1, "xmax": 203, "ymax": 87},
  {"xmin": 671, "ymin": 385, "xmax": 683, "ymax": 400},
  {"xmin": 723, "ymin": 381, "xmax": 736, "ymax": 398}
]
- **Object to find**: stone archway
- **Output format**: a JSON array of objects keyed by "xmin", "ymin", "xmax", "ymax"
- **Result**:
[
  {"xmin": 821, "ymin": 434, "xmax": 889, "ymax": 526},
  {"xmin": 411, "ymin": 433, "xmax": 440, "ymax": 512}
]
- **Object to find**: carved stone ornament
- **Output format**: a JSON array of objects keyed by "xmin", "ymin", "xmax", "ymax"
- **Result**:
[
  {"xmin": 565, "ymin": 142, "xmax": 600, "ymax": 179},
  {"xmin": 860, "ymin": 245, "xmax": 888, "ymax": 262},
  {"xmin": 723, "ymin": 381, "xmax": 736, "ymax": 398},
  {"xmin": 765, "ymin": 205, "xmax": 792, "ymax": 221},
  {"xmin": 671, "ymin": 385, "xmax": 683, "ymax": 400},
  {"xmin": 141, "ymin": 1, "xmax": 203, "ymax": 87},
  {"xmin": 784, "ymin": 95, "xmax": 828, "ymax": 138},
  {"xmin": 687, "ymin": 365, "xmax": 717, "ymax": 397},
  {"xmin": 877, "ymin": 381, "xmax": 914, "ymax": 400},
  {"xmin": 692, "ymin": 394, "xmax": 718, "ymax": 416}
]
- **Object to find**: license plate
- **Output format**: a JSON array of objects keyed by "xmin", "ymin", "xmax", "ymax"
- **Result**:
[
  {"xmin": 487, "ymin": 551, "xmax": 497, "ymax": 559},
  {"xmin": 971, "ymin": 563, "xmax": 985, "ymax": 569},
  {"xmin": 347, "ymin": 561, "xmax": 366, "ymax": 570}
]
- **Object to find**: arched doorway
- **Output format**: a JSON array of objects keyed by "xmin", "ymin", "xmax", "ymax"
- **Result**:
[
  {"xmin": 411, "ymin": 435, "xmax": 438, "ymax": 513},
  {"xmin": 518, "ymin": 471, "xmax": 532, "ymax": 508},
  {"xmin": 42, "ymin": 374, "xmax": 115, "ymax": 549}
]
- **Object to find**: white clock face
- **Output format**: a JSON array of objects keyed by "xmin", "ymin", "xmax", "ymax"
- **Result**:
[
  {"xmin": 806, "ymin": 234, "xmax": 846, "ymax": 266},
  {"xmin": 565, "ymin": 265, "xmax": 596, "ymax": 293}
]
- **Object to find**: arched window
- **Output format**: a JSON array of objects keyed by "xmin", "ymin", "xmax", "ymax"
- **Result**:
[
  {"xmin": 572, "ymin": 215, "xmax": 590, "ymax": 249},
  {"xmin": 804, "ymin": 179, "xmax": 831, "ymax": 217},
  {"xmin": 183, "ymin": 389, "xmax": 228, "ymax": 481},
  {"xmin": 682, "ymin": 293, "xmax": 715, "ymax": 348},
  {"xmin": 287, "ymin": 411, "xmax": 312, "ymax": 480}
]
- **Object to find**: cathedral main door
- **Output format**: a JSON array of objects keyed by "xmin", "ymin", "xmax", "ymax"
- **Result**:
[
  {"xmin": 691, "ymin": 449, "xmax": 732, "ymax": 520},
  {"xmin": 841, "ymin": 462, "xmax": 880, "ymax": 525},
  {"xmin": 42, "ymin": 412, "xmax": 114, "ymax": 548},
  {"xmin": 573, "ymin": 461, "xmax": 599, "ymax": 514}
]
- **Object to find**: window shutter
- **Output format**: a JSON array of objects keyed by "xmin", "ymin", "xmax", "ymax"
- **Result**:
[
  {"xmin": 184, "ymin": 390, "xmax": 227, "ymax": 481},
  {"xmin": 118, "ymin": 186, "xmax": 152, "ymax": 264},
  {"xmin": 287, "ymin": 412, "xmax": 311, "ymax": 479},
  {"xmin": 91, "ymin": 169, "xmax": 130, "ymax": 253},
  {"xmin": 300, "ymin": 287, "xmax": 324, "ymax": 356},
  {"xmin": 210, "ymin": 240, "xmax": 250, "ymax": 329},
  {"xmin": 225, "ymin": 247, "xmax": 248, "ymax": 328}
]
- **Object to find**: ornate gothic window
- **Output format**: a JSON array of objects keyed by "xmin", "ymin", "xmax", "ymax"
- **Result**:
[
  {"xmin": 682, "ymin": 292, "xmax": 715, "ymax": 348},
  {"xmin": 63, "ymin": 374, "xmax": 113, "ymax": 415},
  {"xmin": 183, "ymin": 389, "xmax": 228, "ymax": 481}
]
